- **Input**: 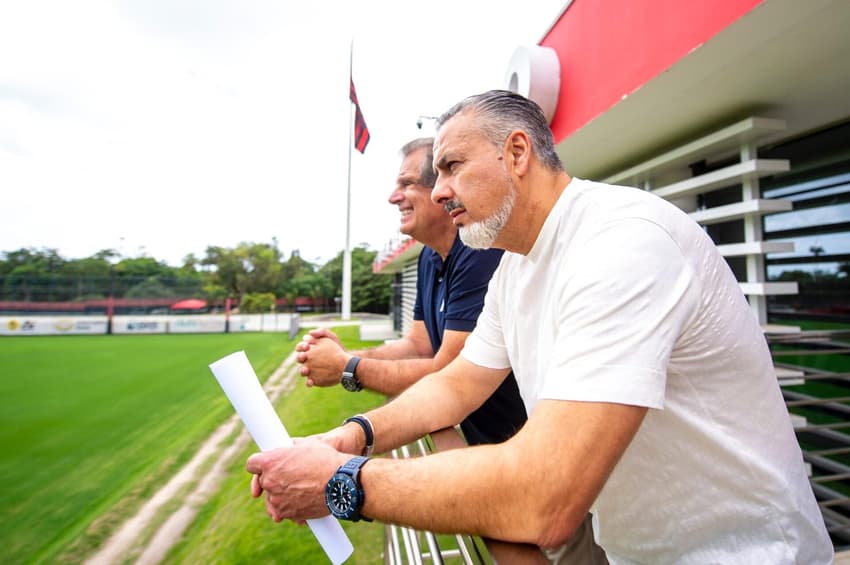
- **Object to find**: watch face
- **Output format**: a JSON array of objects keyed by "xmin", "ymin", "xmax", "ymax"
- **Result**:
[
  {"xmin": 341, "ymin": 373, "xmax": 361, "ymax": 392},
  {"xmin": 325, "ymin": 474, "xmax": 361, "ymax": 519}
]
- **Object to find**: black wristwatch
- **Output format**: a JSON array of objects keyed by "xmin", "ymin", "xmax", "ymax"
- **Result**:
[
  {"xmin": 325, "ymin": 456, "xmax": 372, "ymax": 522},
  {"xmin": 341, "ymin": 356, "xmax": 363, "ymax": 392}
]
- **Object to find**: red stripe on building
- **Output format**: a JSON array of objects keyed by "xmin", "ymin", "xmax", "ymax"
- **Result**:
[{"xmin": 541, "ymin": 0, "xmax": 763, "ymax": 143}]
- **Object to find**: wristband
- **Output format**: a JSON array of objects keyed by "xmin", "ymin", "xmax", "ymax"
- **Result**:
[{"xmin": 343, "ymin": 414, "xmax": 374, "ymax": 457}]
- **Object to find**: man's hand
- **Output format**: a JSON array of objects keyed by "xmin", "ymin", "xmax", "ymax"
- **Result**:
[
  {"xmin": 307, "ymin": 423, "xmax": 365, "ymax": 455},
  {"xmin": 299, "ymin": 328, "xmax": 344, "ymax": 349},
  {"xmin": 295, "ymin": 332, "xmax": 351, "ymax": 387},
  {"xmin": 294, "ymin": 328, "xmax": 344, "ymax": 369},
  {"xmin": 246, "ymin": 440, "xmax": 349, "ymax": 523}
]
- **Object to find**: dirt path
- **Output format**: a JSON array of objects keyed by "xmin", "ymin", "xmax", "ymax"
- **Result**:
[{"xmin": 85, "ymin": 353, "xmax": 301, "ymax": 565}]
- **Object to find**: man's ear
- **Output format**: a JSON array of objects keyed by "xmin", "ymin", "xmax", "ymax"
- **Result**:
[{"xmin": 504, "ymin": 130, "xmax": 531, "ymax": 176}]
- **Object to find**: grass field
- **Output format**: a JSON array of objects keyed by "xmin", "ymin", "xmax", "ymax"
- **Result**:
[{"xmin": 0, "ymin": 329, "xmax": 386, "ymax": 564}]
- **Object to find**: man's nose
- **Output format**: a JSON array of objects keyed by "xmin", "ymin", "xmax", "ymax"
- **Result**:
[
  {"xmin": 431, "ymin": 178, "xmax": 452, "ymax": 205},
  {"xmin": 388, "ymin": 186, "xmax": 403, "ymax": 205}
]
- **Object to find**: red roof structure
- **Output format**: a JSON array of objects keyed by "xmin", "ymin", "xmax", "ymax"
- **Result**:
[{"xmin": 170, "ymin": 298, "xmax": 207, "ymax": 310}]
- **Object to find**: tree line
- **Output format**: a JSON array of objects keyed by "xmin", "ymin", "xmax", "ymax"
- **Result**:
[{"xmin": 0, "ymin": 242, "xmax": 391, "ymax": 314}]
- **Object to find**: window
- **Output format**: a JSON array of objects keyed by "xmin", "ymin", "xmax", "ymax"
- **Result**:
[{"xmin": 761, "ymin": 121, "xmax": 850, "ymax": 321}]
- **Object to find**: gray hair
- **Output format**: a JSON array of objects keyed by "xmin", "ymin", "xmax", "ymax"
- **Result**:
[
  {"xmin": 399, "ymin": 137, "xmax": 437, "ymax": 188},
  {"xmin": 435, "ymin": 90, "xmax": 563, "ymax": 172}
]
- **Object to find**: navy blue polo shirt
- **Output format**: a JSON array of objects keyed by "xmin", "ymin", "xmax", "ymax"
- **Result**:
[{"xmin": 413, "ymin": 235, "xmax": 527, "ymax": 445}]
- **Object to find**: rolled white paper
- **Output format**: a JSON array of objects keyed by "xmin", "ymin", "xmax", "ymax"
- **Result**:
[{"xmin": 209, "ymin": 350, "xmax": 354, "ymax": 565}]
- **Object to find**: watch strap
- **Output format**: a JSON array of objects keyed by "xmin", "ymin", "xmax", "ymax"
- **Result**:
[
  {"xmin": 343, "ymin": 414, "xmax": 375, "ymax": 456},
  {"xmin": 337, "ymin": 455, "xmax": 373, "ymax": 522},
  {"xmin": 341, "ymin": 356, "xmax": 363, "ymax": 391},
  {"xmin": 340, "ymin": 454, "xmax": 370, "ymax": 476}
]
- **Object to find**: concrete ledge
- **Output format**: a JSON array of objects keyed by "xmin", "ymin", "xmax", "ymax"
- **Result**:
[{"xmin": 360, "ymin": 320, "xmax": 399, "ymax": 341}]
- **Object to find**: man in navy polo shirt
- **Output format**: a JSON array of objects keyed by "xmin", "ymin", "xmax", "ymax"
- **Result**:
[{"xmin": 295, "ymin": 137, "xmax": 526, "ymax": 447}]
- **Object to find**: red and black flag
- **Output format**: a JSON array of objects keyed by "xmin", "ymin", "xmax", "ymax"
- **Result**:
[{"xmin": 349, "ymin": 77, "xmax": 370, "ymax": 153}]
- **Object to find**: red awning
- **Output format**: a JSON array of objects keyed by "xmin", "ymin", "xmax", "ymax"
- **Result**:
[{"xmin": 170, "ymin": 298, "xmax": 207, "ymax": 310}]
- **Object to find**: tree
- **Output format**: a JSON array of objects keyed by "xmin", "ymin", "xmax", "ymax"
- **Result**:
[
  {"xmin": 301, "ymin": 272, "xmax": 335, "ymax": 311},
  {"xmin": 60, "ymin": 254, "xmax": 113, "ymax": 300},
  {"xmin": 280, "ymin": 249, "xmax": 314, "ymax": 281},
  {"xmin": 320, "ymin": 246, "xmax": 390, "ymax": 313},
  {"xmin": 125, "ymin": 277, "xmax": 178, "ymax": 299},
  {"xmin": 202, "ymin": 282, "xmax": 228, "ymax": 307},
  {"xmin": 114, "ymin": 256, "xmax": 172, "ymax": 278},
  {"xmin": 202, "ymin": 246, "xmax": 245, "ymax": 298},
  {"xmin": 240, "ymin": 292, "xmax": 277, "ymax": 313},
  {"xmin": 1, "ymin": 247, "xmax": 65, "ymax": 274},
  {"xmin": 0, "ymin": 242, "xmax": 392, "ymax": 312},
  {"xmin": 201, "ymin": 242, "xmax": 285, "ymax": 301},
  {"xmin": 0, "ymin": 248, "xmax": 66, "ymax": 301},
  {"xmin": 238, "ymin": 243, "xmax": 283, "ymax": 295},
  {"xmin": 180, "ymin": 253, "xmax": 203, "ymax": 276}
]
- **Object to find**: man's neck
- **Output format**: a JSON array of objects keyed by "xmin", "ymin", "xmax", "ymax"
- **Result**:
[
  {"xmin": 499, "ymin": 172, "xmax": 572, "ymax": 255},
  {"xmin": 424, "ymin": 227, "xmax": 458, "ymax": 261}
]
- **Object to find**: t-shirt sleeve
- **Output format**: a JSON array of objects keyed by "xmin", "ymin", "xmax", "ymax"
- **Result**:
[
  {"xmin": 542, "ymin": 219, "xmax": 701, "ymax": 409},
  {"xmin": 461, "ymin": 265, "xmax": 512, "ymax": 370},
  {"xmin": 443, "ymin": 248, "xmax": 503, "ymax": 332}
]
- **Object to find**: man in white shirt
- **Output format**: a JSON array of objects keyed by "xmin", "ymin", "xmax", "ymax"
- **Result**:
[{"xmin": 246, "ymin": 90, "xmax": 832, "ymax": 564}]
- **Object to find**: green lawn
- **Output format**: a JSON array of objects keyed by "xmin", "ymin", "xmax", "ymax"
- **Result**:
[
  {"xmin": 771, "ymin": 319, "xmax": 850, "ymax": 332},
  {"xmin": 0, "ymin": 327, "xmax": 474, "ymax": 564},
  {"xmin": 0, "ymin": 332, "xmax": 298, "ymax": 563}
]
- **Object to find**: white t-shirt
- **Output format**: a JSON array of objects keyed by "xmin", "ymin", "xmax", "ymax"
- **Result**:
[{"xmin": 463, "ymin": 178, "xmax": 832, "ymax": 564}]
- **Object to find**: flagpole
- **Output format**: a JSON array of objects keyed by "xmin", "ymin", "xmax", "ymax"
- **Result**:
[{"xmin": 342, "ymin": 40, "xmax": 354, "ymax": 321}]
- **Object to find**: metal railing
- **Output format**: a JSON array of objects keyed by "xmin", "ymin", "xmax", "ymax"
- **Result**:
[
  {"xmin": 383, "ymin": 436, "xmax": 490, "ymax": 565},
  {"xmin": 773, "ymin": 329, "xmax": 850, "ymax": 549}
]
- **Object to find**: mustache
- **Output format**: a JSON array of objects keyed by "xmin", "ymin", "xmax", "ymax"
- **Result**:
[{"xmin": 444, "ymin": 200, "xmax": 463, "ymax": 214}]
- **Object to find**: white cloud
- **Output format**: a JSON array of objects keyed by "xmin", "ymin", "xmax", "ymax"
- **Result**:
[{"xmin": 0, "ymin": 0, "xmax": 564, "ymax": 266}]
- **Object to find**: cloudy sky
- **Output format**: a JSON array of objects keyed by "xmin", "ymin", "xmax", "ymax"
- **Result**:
[{"xmin": 0, "ymin": 0, "xmax": 565, "ymax": 266}]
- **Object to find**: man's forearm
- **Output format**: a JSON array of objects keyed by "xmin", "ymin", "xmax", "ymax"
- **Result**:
[
  {"xmin": 355, "ymin": 357, "xmax": 443, "ymax": 396},
  {"xmin": 356, "ymin": 366, "xmax": 530, "ymax": 538},
  {"xmin": 352, "ymin": 334, "xmax": 430, "ymax": 361},
  {"xmin": 352, "ymin": 328, "xmax": 470, "ymax": 397},
  {"xmin": 345, "ymin": 334, "xmax": 438, "ymax": 395},
  {"xmin": 357, "ymin": 399, "xmax": 647, "ymax": 549},
  {"xmin": 363, "ymin": 361, "xmax": 503, "ymax": 452},
  {"xmin": 360, "ymin": 441, "xmax": 551, "ymax": 545}
]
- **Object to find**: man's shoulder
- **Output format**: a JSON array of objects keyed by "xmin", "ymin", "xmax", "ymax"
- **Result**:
[{"xmin": 447, "ymin": 246, "xmax": 504, "ymax": 281}]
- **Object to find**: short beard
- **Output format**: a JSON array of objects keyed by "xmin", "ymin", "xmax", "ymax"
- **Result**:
[{"xmin": 459, "ymin": 181, "xmax": 516, "ymax": 249}]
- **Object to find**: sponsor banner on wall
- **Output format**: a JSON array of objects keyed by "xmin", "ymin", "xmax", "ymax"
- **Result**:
[
  {"xmin": 229, "ymin": 314, "xmax": 294, "ymax": 333},
  {"xmin": 0, "ymin": 314, "xmax": 300, "ymax": 336},
  {"xmin": 0, "ymin": 316, "xmax": 109, "ymax": 336},
  {"xmin": 169, "ymin": 316, "xmax": 227, "ymax": 333},
  {"xmin": 112, "ymin": 316, "xmax": 168, "ymax": 334}
]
